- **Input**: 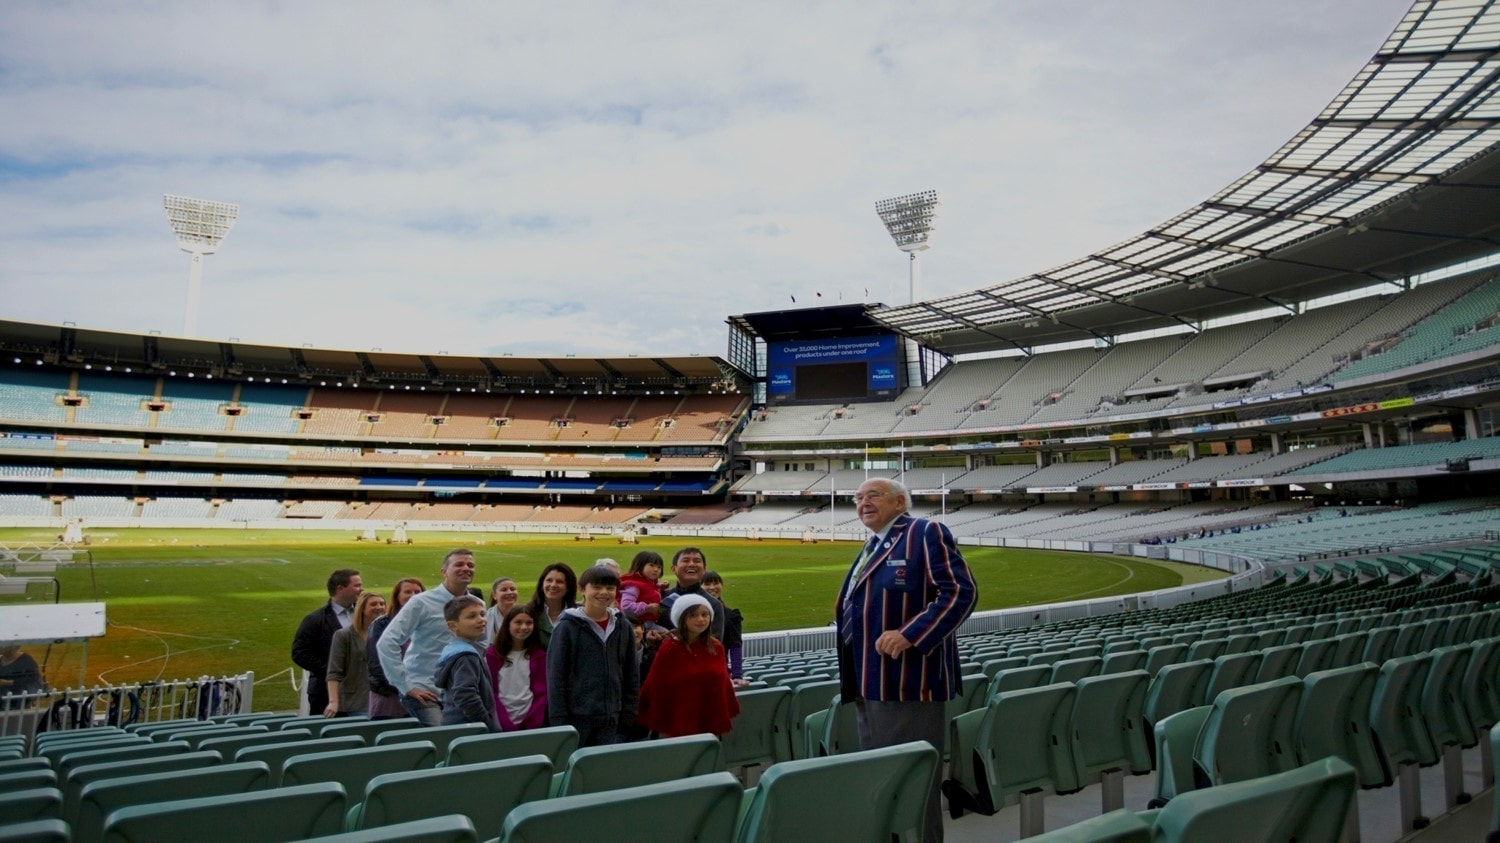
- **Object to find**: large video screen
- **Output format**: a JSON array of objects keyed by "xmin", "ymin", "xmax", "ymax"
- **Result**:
[{"xmin": 766, "ymin": 335, "xmax": 902, "ymax": 405}]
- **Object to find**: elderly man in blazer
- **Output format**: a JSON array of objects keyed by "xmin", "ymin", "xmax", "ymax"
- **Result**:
[{"xmin": 836, "ymin": 477, "xmax": 976, "ymax": 842}]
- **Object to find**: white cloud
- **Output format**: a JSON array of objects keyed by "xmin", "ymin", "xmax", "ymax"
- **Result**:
[{"xmin": 0, "ymin": 0, "xmax": 1415, "ymax": 357}]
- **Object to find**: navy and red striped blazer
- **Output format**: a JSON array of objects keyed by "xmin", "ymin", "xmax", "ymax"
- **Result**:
[{"xmin": 836, "ymin": 512, "xmax": 977, "ymax": 703}]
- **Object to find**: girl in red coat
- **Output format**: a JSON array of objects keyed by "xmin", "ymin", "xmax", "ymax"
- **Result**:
[
  {"xmin": 618, "ymin": 550, "xmax": 665, "ymax": 625},
  {"xmin": 637, "ymin": 594, "xmax": 740, "ymax": 737},
  {"xmin": 484, "ymin": 605, "xmax": 548, "ymax": 731}
]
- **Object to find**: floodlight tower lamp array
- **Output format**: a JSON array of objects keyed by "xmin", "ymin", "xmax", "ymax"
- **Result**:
[
  {"xmin": 163, "ymin": 194, "xmax": 239, "ymax": 338},
  {"xmin": 875, "ymin": 190, "xmax": 940, "ymax": 305}
]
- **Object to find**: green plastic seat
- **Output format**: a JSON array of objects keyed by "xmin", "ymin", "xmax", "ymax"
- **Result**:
[
  {"xmin": 1193, "ymin": 676, "xmax": 1303, "ymax": 787},
  {"xmin": 1294, "ymin": 637, "xmax": 1337, "ymax": 678},
  {"xmin": 1201, "ymin": 652, "xmax": 1262, "ymax": 705},
  {"xmin": 1253, "ymin": 644, "xmax": 1302, "ymax": 683},
  {"xmin": 319, "ymin": 718, "xmax": 422, "ymax": 746},
  {"xmin": 176, "ymin": 723, "xmax": 269, "ymax": 749},
  {"xmin": 1070, "ymin": 671, "xmax": 1150, "ymax": 813},
  {"xmin": 197, "ymin": 727, "xmax": 314, "ymax": 759},
  {"xmin": 552, "ymin": 733, "xmax": 722, "ymax": 797},
  {"xmin": 38, "ymin": 735, "xmax": 148, "ymax": 765},
  {"xmin": 1100, "ymin": 650, "xmax": 1146, "ymax": 675},
  {"xmin": 75, "ymin": 762, "xmax": 271, "ymax": 843},
  {"xmin": 1050, "ymin": 657, "xmax": 1102, "ymax": 685},
  {"xmin": 0, "ymin": 758, "xmax": 50, "ymax": 778},
  {"xmin": 816, "ymin": 698, "xmax": 861, "ymax": 757},
  {"xmin": 1329, "ymin": 632, "xmax": 1368, "ymax": 668},
  {"xmin": 737, "ymin": 741, "xmax": 937, "ymax": 843},
  {"xmin": 1461, "ymin": 639, "xmax": 1500, "ymax": 785},
  {"xmin": 100, "ymin": 781, "xmax": 346, "ymax": 843},
  {"xmin": 0, "ymin": 767, "xmax": 55, "ymax": 795},
  {"xmin": 59, "ymin": 751, "xmax": 221, "ymax": 823},
  {"xmin": 1142, "ymin": 659, "xmax": 1212, "ymax": 731},
  {"xmin": 276, "ymin": 714, "xmax": 350, "ymax": 733},
  {"xmin": 374, "ymin": 723, "xmax": 486, "ymax": 761},
  {"xmin": 310, "ymin": 815, "xmax": 478, "ymax": 843},
  {"xmin": 282, "ymin": 743, "xmax": 438, "ymax": 799},
  {"xmin": 1143, "ymin": 645, "xmax": 1188, "ymax": 677},
  {"xmin": 0, "ymin": 819, "xmax": 71, "ymax": 843},
  {"xmin": 217, "ymin": 712, "xmax": 287, "ymax": 726},
  {"xmin": 54, "ymin": 740, "xmax": 191, "ymax": 780},
  {"xmin": 124, "ymin": 718, "xmax": 199, "ymax": 735},
  {"xmin": 782, "ymin": 680, "xmax": 840, "ymax": 761},
  {"xmin": 980, "ymin": 656, "xmax": 1026, "ymax": 678},
  {"xmin": 1185, "ymin": 639, "xmax": 1225, "ymax": 662},
  {"xmin": 943, "ymin": 682, "xmax": 1079, "ymax": 837},
  {"xmin": 1362, "ymin": 626, "xmax": 1398, "ymax": 664},
  {"xmin": 1295, "ymin": 663, "xmax": 1388, "ymax": 788},
  {"xmin": 801, "ymin": 708, "xmax": 831, "ymax": 760},
  {"xmin": 1150, "ymin": 756, "xmax": 1357, "ymax": 842},
  {"xmin": 1422, "ymin": 644, "xmax": 1476, "ymax": 809},
  {"xmin": 0, "ymin": 786, "xmax": 61, "ymax": 823},
  {"xmin": 1027, "ymin": 651, "xmax": 1066, "ymax": 668},
  {"xmin": 349, "ymin": 756, "xmax": 551, "ymax": 839},
  {"xmin": 237, "ymin": 736, "xmax": 366, "ymax": 785},
  {"xmin": 985, "ymin": 665, "xmax": 1050, "ymax": 700},
  {"xmin": 720, "ymin": 686, "xmax": 790, "ymax": 769},
  {"xmin": 1150, "ymin": 706, "xmax": 1211, "ymax": 806},
  {"xmin": 498, "ymin": 772, "xmax": 741, "ymax": 843},
  {"xmin": 34, "ymin": 727, "xmax": 126, "ymax": 747},
  {"xmin": 442, "ymin": 726, "xmax": 578, "ymax": 771},
  {"xmin": 1370, "ymin": 652, "xmax": 1437, "ymax": 833}
]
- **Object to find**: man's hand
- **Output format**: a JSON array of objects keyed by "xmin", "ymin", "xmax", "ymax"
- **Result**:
[
  {"xmin": 323, "ymin": 702, "xmax": 339, "ymax": 718},
  {"xmin": 874, "ymin": 630, "xmax": 913, "ymax": 658},
  {"xmin": 407, "ymin": 687, "xmax": 439, "ymax": 705}
]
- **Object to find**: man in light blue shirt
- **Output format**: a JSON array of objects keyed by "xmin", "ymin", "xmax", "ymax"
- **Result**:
[{"xmin": 377, "ymin": 548, "xmax": 478, "ymax": 726}]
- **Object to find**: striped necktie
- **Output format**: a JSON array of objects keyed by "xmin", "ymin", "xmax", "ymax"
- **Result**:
[{"xmin": 840, "ymin": 535, "xmax": 882, "ymax": 642}]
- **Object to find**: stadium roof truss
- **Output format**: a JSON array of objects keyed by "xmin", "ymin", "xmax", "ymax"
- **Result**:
[{"xmin": 876, "ymin": 0, "xmax": 1500, "ymax": 356}]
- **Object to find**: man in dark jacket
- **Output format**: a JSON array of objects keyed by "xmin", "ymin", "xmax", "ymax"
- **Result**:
[{"xmin": 291, "ymin": 568, "xmax": 362, "ymax": 716}]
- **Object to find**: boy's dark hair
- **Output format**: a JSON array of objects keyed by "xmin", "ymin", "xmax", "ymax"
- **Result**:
[
  {"xmin": 443, "ymin": 594, "xmax": 483, "ymax": 623},
  {"xmin": 628, "ymin": 550, "xmax": 664, "ymax": 576},
  {"xmin": 579, "ymin": 565, "xmax": 621, "ymax": 589},
  {"xmin": 702, "ymin": 569, "xmax": 724, "ymax": 586},
  {"xmin": 326, "ymin": 568, "xmax": 359, "ymax": 595},
  {"xmin": 492, "ymin": 605, "xmax": 543, "ymax": 653}
]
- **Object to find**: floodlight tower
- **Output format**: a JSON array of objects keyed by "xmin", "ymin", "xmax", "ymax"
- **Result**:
[
  {"xmin": 874, "ymin": 190, "xmax": 939, "ymax": 304},
  {"xmin": 875, "ymin": 190, "xmax": 939, "ymax": 392},
  {"xmin": 163, "ymin": 194, "xmax": 239, "ymax": 336}
]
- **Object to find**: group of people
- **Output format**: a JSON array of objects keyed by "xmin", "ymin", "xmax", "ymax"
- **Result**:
[
  {"xmin": 292, "ymin": 476, "xmax": 976, "ymax": 842},
  {"xmin": 290, "ymin": 546, "xmax": 748, "ymax": 748}
]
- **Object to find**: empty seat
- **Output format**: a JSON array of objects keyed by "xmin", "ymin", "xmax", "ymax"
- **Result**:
[
  {"xmin": 1150, "ymin": 756, "xmax": 1357, "ymax": 841},
  {"xmin": 318, "ymin": 719, "xmax": 422, "ymax": 746},
  {"xmin": 306, "ymin": 815, "xmax": 478, "ymax": 843},
  {"xmin": 1294, "ymin": 663, "xmax": 1389, "ymax": 789},
  {"xmin": 1070, "ymin": 671, "xmax": 1151, "ymax": 813},
  {"xmin": 442, "ymin": 726, "xmax": 578, "ymax": 771},
  {"xmin": 237, "ymin": 736, "xmax": 366, "ymax": 785},
  {"xmin": 1202, "ymin": 652, "xmax": 1263, "ymax": 705},
  {"xmin": 986, "ymin": 665, "xmax": 1051, "ymax": 700},
  {"xmin": 737, "ymin": 742, "xmax": 938, "ymax": 843},
  {"xmin": 553, "ymin": 734, "xmax": 722, "ymax": 797},
  {"xmin": 374, "ymin": 724, "xmax": 486, "ymax": 762},
  {"xmin": 196, "ymin": 727, "xmax": 315, "ymax": 760},
  {"xmin": 720, "ymin": 687, "xmax": 789, "ymax": 769},
  {"xmin": 75, "ymin": 762, "xmax": 271, "ymax": 843},
  {"xmin": 0, "ymin": 786, "xmax": 62, "ymax": 824},
  {"xmin": 1100, "ymin": 650, "xmax": 1147, "ymax": 675},
  {"xmin": 281, "ymin": 743, "xmax": 438, "ymax": 798},
  {"xmin": 59, "ymin": 751, "xmax": 221, "ymax": 823},
  {"xmin": 1050, "ymin": 657, "xmax": 1102, "ymax": 685},
  {"xmin": 498, "ymin": 772, "xmax": 741, "ymax": 842},
  {"xmin": 783, "ymin": 680, "xmax": 840, "ymax": 761},
  {"xmin": 1193, "ymin": 676, "xmax": 1303, "ymax": 787},
  {"xmin": 100, "ymin": 781, "xmax": 347, "ymax": 843},
  {"xmin": 1143, "ymin": 660, "xmax": 1212, "ymax": 732},
  {"xmin": 0, "ymin": 820, "xmax": 71, "ymax": 843},
  {"xmin": 1370, "ymin": 652, "xmax": 1438, "ymax": 833},
  {"xmin": 349, "ymin": 757, "xmax": 551, "ymax": 839}
]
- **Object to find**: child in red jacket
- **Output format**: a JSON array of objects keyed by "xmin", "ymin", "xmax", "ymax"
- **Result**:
[
  {"xmin": 484, "ymin": 605, "xmax": 548, "ymax": 731},
  {"xmin": 637, "ymin": 594, "xmax": 740, "ymax": 738},
  {"xmin": 618, "ymin": 550, "xmax": 666, "ymax": 626}
]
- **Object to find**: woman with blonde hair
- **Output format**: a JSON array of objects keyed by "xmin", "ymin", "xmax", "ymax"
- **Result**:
[{"xmin": 325, "ymin": 590, "xmax": 386, "ymax": 717}]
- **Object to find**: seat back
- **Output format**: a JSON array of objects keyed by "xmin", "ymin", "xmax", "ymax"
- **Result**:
[
  {"xmin": 1420, "ymin": 644, "xmax": 1475, "ymax": 750},
  {"xmin": 976, "ymin": 683, "xmax": 1080, "ymax": 807},
  {"xmin": 1461, "ymin": 638, "xmax": 1500, "ymax": 732},
  {"xmin": 556, "ymin": 734, "xmax": 722, "ymax": 797},
  {"xmin": 1294, "ymin": 638, "xmax": 1336, "ymax": 678},
  {"xmin": 197, "ymin": 727, "xmax": 314, "ymax": 760},
  {"xmin": 818, "ymin": 698, "xmax": 862, "ymax": 757},
  {"xmin": 498, "ymin": 772, "xmax": 741, "ymax": 843},
  {"xmin": 784, "ymin": 680, "xmax": 841, "ymax": 761},
  {"xmin": 720, "ymin": 687, "xmax": 790, "ymax": 769},
  {"xmin": 354, "ymin": 756, "xmax": 551, "ymax": 839},
  {"xmin": 1202, "ymin": 652, "xmax": 1263, "ymax": 705},
  {"xmin": 443, "ymin": 726, "xmax": 578, "ymax": 772},
  {"xmin": 75, "ymin": 762, "xmax": 270, "ymax": 843},
  {"xmin": 281, "ymin": 743, "xmax": 438, "ymax": 796},
  {"xmin": 1369, "ymin": 653, "xmax": 1438, "ymax": 769},
  {"xmin": 1253, "ymin": 644, "xmax": 1302, "ymax": 684},
  {"xmin": 237, "ymin": 736, "xmax": 365, "ymax": 784},
  {"xmin": 172, "ymin": 724, "xmax": 266, "ymax": 749},
  {"xmin": 60, "ymin": 751, "xmax": 221, "ymax": 823},
  {"xmin": 980, "ymin": 657, "xmax": 1026, "ymax": 678},
  {"xmin": 986, "ymin": 665, "xmax": 1051, "ymax": 700},
  {"xmin": 1185, "ymin": 639, "xmax": 1226, "ymax": 662},
  {"xmin": 1100, "ymin": 650, "xmax": 1147, "ymax": 676},
  {"xmin": 1050, "ymin": 657, "xmax": 1102, "ymax": 685},
  {"xmin": 0, "ymin": 819, "xmax": 70, "ymax": 843},
  {"xmin": 376, "ymin": 723, "xmax": 488, "ymax": 761},
  {"xmin": 1143, "ymin": 659, "xmax": 1212, "ymax": 728},
  {"xmin": 1070, "ymin": 671, "xmax": 1151, "ymax": 780},
  {"xmin": 1329, "ymin": 632, "xmax": 1368, "ymax": 668},
  {"xmin": 737, "ymin": 742, "xmax": 938, "ymax": 843},
  {"xmin": 55, "ymin": 741, "xmax": 191, "ymax": 779},
  {"xmin": 0, "ymin": 786, "xmax": 61, "ymax": 823},
  {"xmin": 1144, "ymin": 644, "xmax": 1188, "ymax": 677},
  {"xmin": 0, "ymin": 768, "xmax": 55, "ymax": 795},
  {"xmin": 320, "ymin": 718, "xmax": 423, "ymax": 746},
  {"xmin": 1195, "ymin": 676, "xmax": 1304, "ymax": 786},
  {"xmin": 1151, "ymin": 757, "xmax": 1357, "ymax": 842},
  {"xmin": 1152, "ymin": 707, "xmax": 1212, "ymax": 804},
  {"xmin": 1362, "ymin": 627, "xmax": 1398, "ymax": 664},
  {"xmin": 1294, "ymin": 663, "xmax": 1389, "ymax": 788},
  {"xmin": 99, "ymin": 781, "xmax": 346, "ymax": 843}
]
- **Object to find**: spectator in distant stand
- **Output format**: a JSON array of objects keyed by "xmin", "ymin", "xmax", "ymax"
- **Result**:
[
  {"xmin": 524, "ymin": 563, "xmax": 578, "ymax": 649},
  {"xmin": 485, "ymin": 577, "xmax": 520, "ymax": 642},
  {"xmin": 378, "ymin": 550, "xmax": 479, "ymax": 726},
  {"xmin": 325, "ymin": 591, "xmax": 385, "ymax": 717},
  {"xmin": 292, "ymin": 568, "xmax": 362, "ymax": 716},
  {"xmin": 0, "ymin": 644, "xmax": 43, "ymax": 708},
  {"xmin": 368, "ymin": 578, "xmax": 423, "ymax": 718}
]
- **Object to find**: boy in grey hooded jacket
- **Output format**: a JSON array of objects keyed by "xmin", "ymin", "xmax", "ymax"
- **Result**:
[{"xmin": 435, "ymin": 595, "xmax": 501, "ymax": 732}]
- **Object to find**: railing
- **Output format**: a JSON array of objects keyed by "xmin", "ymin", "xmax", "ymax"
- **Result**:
[{"xmin": 0, "ymin": 671, "xmax": 254, "ymax": 739}]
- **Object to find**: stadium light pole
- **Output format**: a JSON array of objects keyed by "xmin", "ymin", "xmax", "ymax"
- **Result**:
[
  {"xmin": 163, "ymin": 194, "xmax": 239, "ymax": 336},
  {"xmin": 874, "ymin": 190, "xmax": 939, "ymax": 305},
  {"xmin": 875, "ymin": 191, "xmax": 938, "ymax": 389}
]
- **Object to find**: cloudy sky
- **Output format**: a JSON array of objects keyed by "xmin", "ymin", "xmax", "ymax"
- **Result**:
[{"xmin": 0, "ymin": 1, "xmax": 1414, "ymax": 359}]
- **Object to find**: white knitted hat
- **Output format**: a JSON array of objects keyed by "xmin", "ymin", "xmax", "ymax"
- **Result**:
[{"xmin": 670, "ymin": 593, "xmax": 714, "ymax": 628}]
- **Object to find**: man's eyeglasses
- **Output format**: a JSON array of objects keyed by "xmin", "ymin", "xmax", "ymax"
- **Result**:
[{"xmin": 851, "ymin": 491, "xmax": 890, "ymax": 504}]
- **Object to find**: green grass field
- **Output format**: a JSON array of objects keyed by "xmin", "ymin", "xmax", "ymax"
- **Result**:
[{"xmin": 0, "ymin": 527, "xmax": 1226, "ymax": 712}]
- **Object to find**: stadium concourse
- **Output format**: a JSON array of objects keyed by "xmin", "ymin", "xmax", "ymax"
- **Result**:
[{"xmin": 4, "ymin": 0, "xmax": 1500, "ymax": 840}]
